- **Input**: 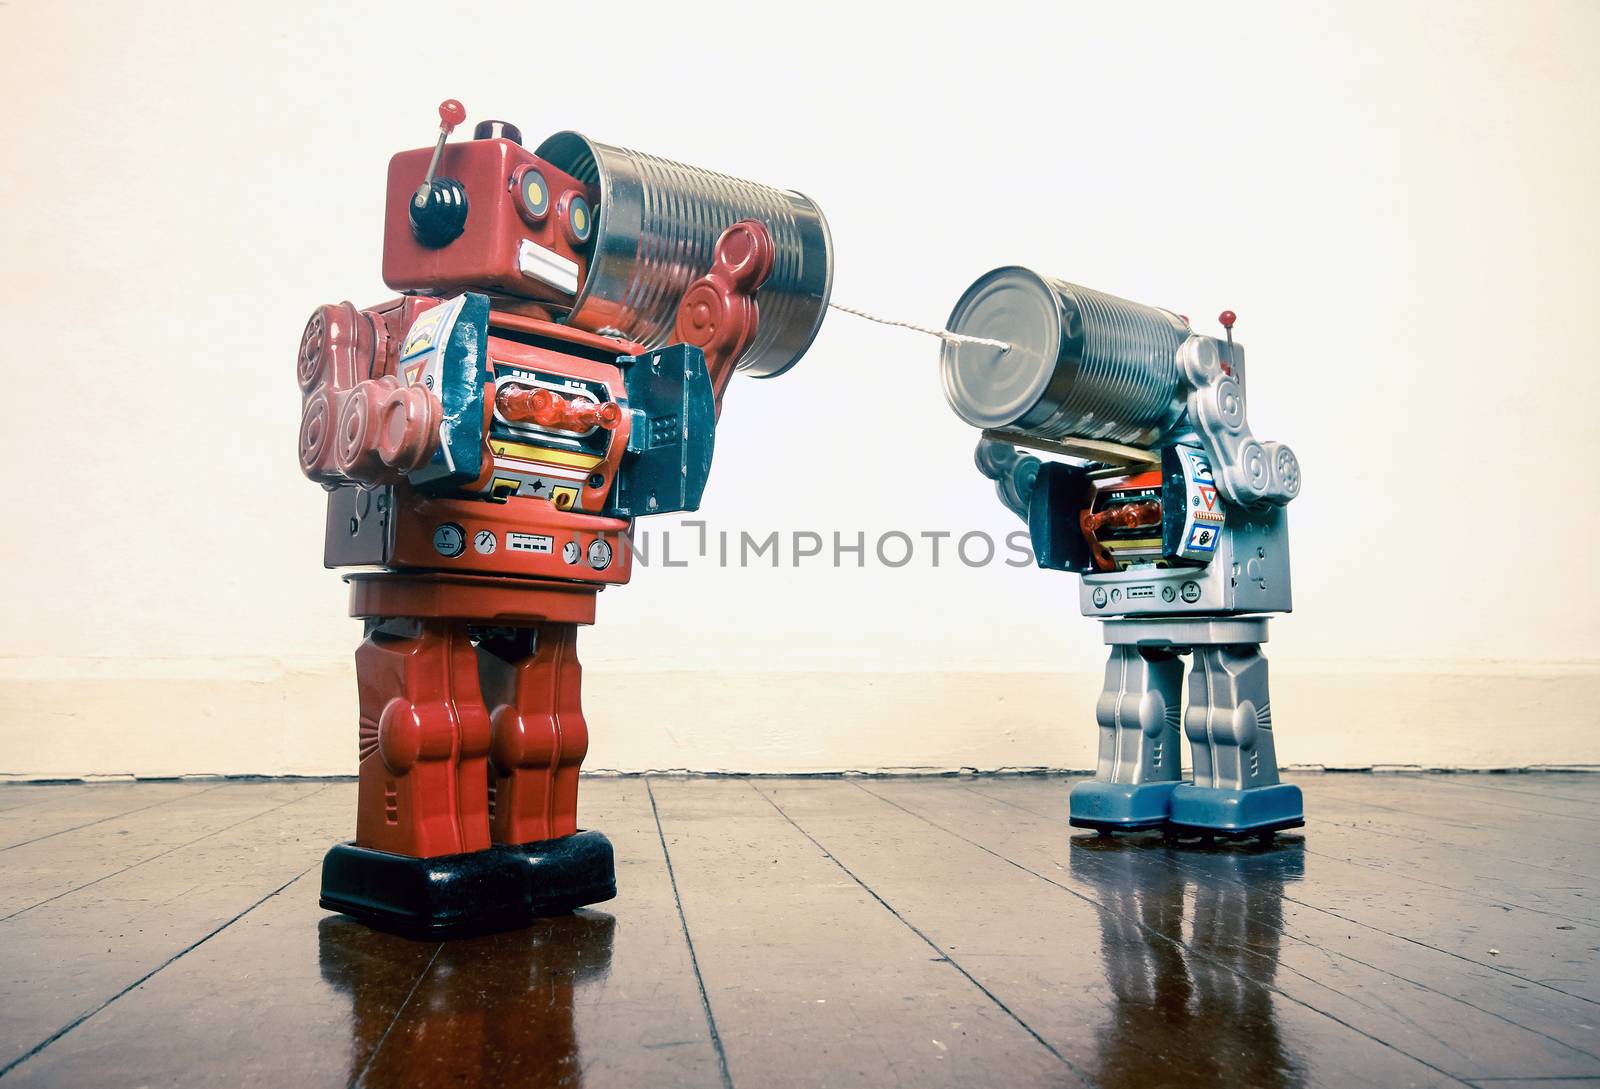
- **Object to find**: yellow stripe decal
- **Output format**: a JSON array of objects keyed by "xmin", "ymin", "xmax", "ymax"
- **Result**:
[
  {"xmin": 490, "ymin": 440, "xmax": 603, "ymax": 469},
  {"xmin": 1103, "ymin": 538, "xmax": 1162, "ymax": 550}
]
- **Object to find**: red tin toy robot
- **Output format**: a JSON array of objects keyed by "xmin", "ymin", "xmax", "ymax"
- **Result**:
[{"xmin": 296, "ymin": 101, "xmax": 832, "ymax": 934}]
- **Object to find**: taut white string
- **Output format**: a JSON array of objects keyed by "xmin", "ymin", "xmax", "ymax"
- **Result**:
[{"xmin": 828, "ymin": 302, "xmax": 1011, "ymax": 353}]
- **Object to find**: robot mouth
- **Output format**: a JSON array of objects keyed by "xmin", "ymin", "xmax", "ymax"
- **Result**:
[{"xmin": 517, "ymin": 239, "xmax": 579, "ymax": 296}]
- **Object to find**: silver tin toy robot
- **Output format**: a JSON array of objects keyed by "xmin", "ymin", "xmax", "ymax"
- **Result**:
[{"xmin": 943, "ymin": 267, "xmax": 1303, "ymax": 838}]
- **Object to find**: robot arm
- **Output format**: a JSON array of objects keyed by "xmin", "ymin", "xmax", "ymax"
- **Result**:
[
  {"xmin": 974, "ymin": 437, "xmax": 1102, "ymax": 573},
  {"xmin": 296, "ymin": 300, "xmax": 446, "ymax": 490},
  {"xmin": 974, "ymin": 437, "xmax": 1040, "ymax": 520},
  {"xmin": 1176, "ymin": 318, "xmax": 1301, "ymax": 510},
  {"xmin": 672, "ymin": 220, "xmax": 775, "ymax": 414},
  {"xmin": 603, "ymin": 221, "xmax": 775, "ymax": 519}
]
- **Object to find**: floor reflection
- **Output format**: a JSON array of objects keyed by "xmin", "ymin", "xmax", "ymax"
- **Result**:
[
  {"xmin": 318, "ymin": 910, "xmax": 616, "ymax": 1088},
  {"xmin": 1069, "ymin": 834, "xmax": 1306, "ymax": 1089}
]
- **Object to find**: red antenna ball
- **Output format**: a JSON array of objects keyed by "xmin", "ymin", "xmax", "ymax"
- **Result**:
[
  {"xmin": 438, "ymin": 99, "xmax": 466, "ymax": 131},
  {"xmin": 1218, "ymin": 310, "xmax": 1237, "ymax": 330}
]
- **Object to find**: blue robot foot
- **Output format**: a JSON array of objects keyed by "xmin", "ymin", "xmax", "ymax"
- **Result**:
[
  {"xmin": 1167, "ymin": 783, "xmax": 1304, "ymax": 837},
  {"xmin": 1068, "ymin": 780, "xmax": 1182, "ymax": 833}
]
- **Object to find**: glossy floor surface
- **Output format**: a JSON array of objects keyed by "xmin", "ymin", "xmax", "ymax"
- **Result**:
[{"xmin": 0, "ymin": 774, "xmax": 1596, "ymax": 1088}]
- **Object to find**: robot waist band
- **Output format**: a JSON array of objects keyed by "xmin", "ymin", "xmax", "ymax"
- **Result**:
[
  {"xmin": 345, "ymin": 571, "xmax": 603, "ymax": 625},
  {"xmin": 1101, "ymin": 616, "xmax": 1270, "ymax": 647}
]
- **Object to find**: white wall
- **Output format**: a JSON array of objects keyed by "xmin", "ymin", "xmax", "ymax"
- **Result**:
[{"xmin": 1, "ymin": 0, "xmax": 1596, "ymax": 776}]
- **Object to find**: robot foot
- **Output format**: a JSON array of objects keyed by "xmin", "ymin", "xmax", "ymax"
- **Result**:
[
  {"xmin": 1068, "ymin": 780, "xmax": 1182, "ymax": 833},
  {"xmin": 1166, "ymin": 784, "xmax": 1304, "ymax": 838},
  {"xmin": 320, "ymin": 830, "xmax": 616, "ymax": 938},
  {"xmin": 495, "ymin": 830, "xmax": 618, "ymax": 916}
]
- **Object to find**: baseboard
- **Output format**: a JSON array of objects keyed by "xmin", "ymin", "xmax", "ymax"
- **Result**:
[{"xmin": 0, "ymin": 657, "xmax": 1595, "ymax": 779}]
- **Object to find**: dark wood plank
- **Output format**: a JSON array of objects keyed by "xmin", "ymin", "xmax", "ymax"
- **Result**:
[
  {"xmin": 0, "ymin": 870, "xmax": 430, "ymax": 1089},
  {"xmin": 1311, "ymin": 795, "xmax": 1594, "ymax": 882},
  {"xmin": 870, "ymin": 778, "xmax": 1600, "ymax": 1084},
  {"xmin": 1427, "ymin": 773, "xmax": 1600, "ymax": 806},
  {"xmin": 647, "ymin": 778, "xmax": 1079, "ymax": 1089},
  {"xmin": 994, "ymin": 774, "xmax": 1600, "ymax": 922},
  {"xmin": 1310, "ymin": 776, "xmax": 1598, "ymax": 852},
  {"xmin": 2, "ymin": 780, "xmax": 723, "ymax": 1089},
  {"xmin": 967, "ymin": 777, "xmax": 1600, "ymax": 1011},
  {"xmin": 975, "ymin": 777, "xmax": 1600, "ymax": 925},
  {"xmin": 0, "ymin": 782, "xmax": 221, "ymax": 851},
  {"xmin": 773, "ymin": 779, "xmax": 1481, "ymax": 1089},
  {"xmin": 2, "ymin": 775, "xmax": 1596, "ymax": 1088},
  {"xmin": 1398, "ymin": 775, "xmax": 1600, "ymax": 823},
  {"xmin": 0, "ymin": 780, "xmax": 328, "ymax": 920},
  {"xmin": 355, "ymin": 779, "xmax": 724, "ymax": 1089},
  {"xmin": 1306, "ymin": 818, "xmax": 1598, "ymax": 926},
  {"xmin": 0, "ymin": 782, "xmax": 346, "ymax": 1071}
]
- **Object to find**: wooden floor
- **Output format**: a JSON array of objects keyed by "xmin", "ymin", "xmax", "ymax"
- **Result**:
[{"xmin": 0, "ymin": 775, "xmax": 1596, "ymax": 1088}]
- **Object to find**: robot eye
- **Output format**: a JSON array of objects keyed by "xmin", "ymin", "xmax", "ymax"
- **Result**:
[
  {"xmin": 514, "ymin": 168, "xmax": 550, "ymax": 221},
  {"xmin": 562, "ymin": 193, "xmax": 593, "ymax": 246}
]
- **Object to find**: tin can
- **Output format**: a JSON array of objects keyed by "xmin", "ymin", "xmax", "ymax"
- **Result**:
[
  {"xmin": 536, "ymin": 132, "xmax": 833, "ymax": 379},
  {"xmin": 941, "ymin": 267, "xmax": 1190, "ymax": 447}
]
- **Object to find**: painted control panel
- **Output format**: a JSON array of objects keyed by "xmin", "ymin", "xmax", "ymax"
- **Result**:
[
  {"xmin": 1164, "ymin": 445, "xmax": 1226, "ymax": 563},
  {"xmin": 395, "ymin": 494, "xmax": 633, "ymax": 584},
  {"xmin": 1078, "ymin": 506, "xmax": 1292, "ymax": 618}
]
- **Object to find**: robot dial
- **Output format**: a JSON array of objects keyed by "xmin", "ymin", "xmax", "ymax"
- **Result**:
[
  {"xmin": 432, "ymin": 523, "xmax": 466, "ymax": 557},
  {"xmin": 562, "ymin": 540, "xmax": 581, "ymax": 565},
  {"xmin": 587, "ymin": 538, "xmax": 613, "ymax": 571}
]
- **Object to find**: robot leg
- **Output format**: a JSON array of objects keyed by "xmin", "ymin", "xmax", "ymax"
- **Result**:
[
  {"xmin": 1070, "ymin": 645, "xmax": 1185, "ymax": 832},
  {"xmin": 350, "ymin": 618, "xmax": 491, "ymax": 858},
  {"xmin": 476, "ymin": 624, "xmax": 615, "ymax": 913},
  {"xmin": 1168, "ymin": 643, "xmax": 1303, "ymax": 837},
  {"xmin": 322, "ymin": 617, "xmax": 539, "ymax": 935}
]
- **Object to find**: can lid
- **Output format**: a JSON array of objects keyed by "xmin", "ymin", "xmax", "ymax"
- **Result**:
[{"xmin": 940, "ymin": 267, "xmax": 1064, "ymax": 430}]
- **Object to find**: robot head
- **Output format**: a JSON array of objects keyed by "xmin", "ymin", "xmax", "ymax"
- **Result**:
[
  {"xmin": 382, "ymin": 100, "xmax": 835, "ymax": 379},
  {"xmin": 381, "ymin": 101, "xmax": 597, "ymax": 309}
]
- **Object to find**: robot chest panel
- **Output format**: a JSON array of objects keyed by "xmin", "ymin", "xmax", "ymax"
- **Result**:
[
  {"xmin": 1082, "ymin": 447, "xmax": 1226, "ymax": 572},
  {"xmin": 394, "ymin": 345, "xmax": 634, "ymax": 582},
  {"xmin": 462, "ymin": 337, "xmax": 629, "ymax": 517},
  {"xmin": 484, "ymin": 360, "xmax": 616, "ymax": 513}
]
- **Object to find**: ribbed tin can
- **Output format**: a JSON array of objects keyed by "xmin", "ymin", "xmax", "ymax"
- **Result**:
[
  {"xmin": 941, "ymin": 267, "xmax": 1190, "ymax": 447},
  {"xmin": 535, "ymin": 132, "xmax": 833, "ymax": 379}
]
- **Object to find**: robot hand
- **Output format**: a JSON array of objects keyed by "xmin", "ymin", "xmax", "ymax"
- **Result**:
[
  {"xmin": 672, "ymin": 220, "xmax": 774, "ymax": 412},
  {"xmin": 331, "ymin": 376, "xmax": 443, "ymax": 487},
  {"xmin": 975, "ymin": 437, "xmax": 1099, "ymax": 572},
  {"xmin": 974, "ymin": 437, "xmax": 1041, "ymax": 520}
]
